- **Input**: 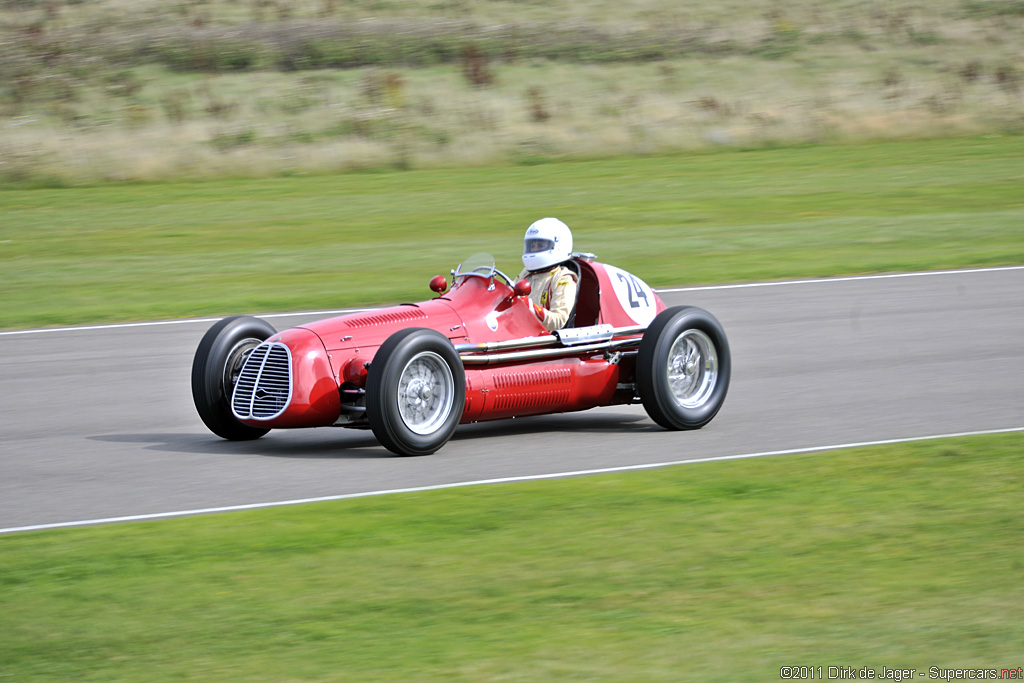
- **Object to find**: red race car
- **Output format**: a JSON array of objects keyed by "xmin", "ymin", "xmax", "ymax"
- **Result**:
[{"xmin": 192, "ymin": 253, "xmax": 730, "ymax": 456}]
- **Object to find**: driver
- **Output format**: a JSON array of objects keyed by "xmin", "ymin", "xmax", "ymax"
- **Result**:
[{"xmin": 518, "ymin": 217, "xmax": 579, "ymax": 332}]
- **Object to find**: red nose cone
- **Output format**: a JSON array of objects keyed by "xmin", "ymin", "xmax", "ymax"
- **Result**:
[
  {"xmin": 514, "ymin": 279, "xmax": 532, "ymax": 297},
  {"xmin": 429, "ymin": 275, "xmax": 448, "ymax": 294}
]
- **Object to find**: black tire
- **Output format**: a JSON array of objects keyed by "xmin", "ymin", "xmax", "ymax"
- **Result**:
[
  {"xmin": 192, "ymin": 315, "xmax": 277, "ymax": 441},
  {"xmin": 636, "ymin": 306, "xmax": 731, "ymax": 430},
  {"xmin": 366, "ymin": 328, "xmax": 466, "ymax": 456}
]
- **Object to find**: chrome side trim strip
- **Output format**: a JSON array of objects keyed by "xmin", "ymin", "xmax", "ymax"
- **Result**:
[
  {"xmin": 460, "ymin": 337, "xmax": 643, "ymax": 366},
  {"xmin": 455, "ymin": 324, "xmax": 646, "ymax": 355}
]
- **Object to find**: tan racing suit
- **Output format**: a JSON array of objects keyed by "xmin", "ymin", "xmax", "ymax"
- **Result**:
[{"xmin": 518, "ymin": 264, "xmax": 579, "ymax": 332}]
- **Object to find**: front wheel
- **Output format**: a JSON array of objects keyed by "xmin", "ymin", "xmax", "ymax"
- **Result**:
[
  {"xmin": 366, "ymin": 328, "xmax": 465, "ymax": 456},
  {"xmin": 636, "ymin": 306, "xmax": 730, "ymax": 430},
  {"xmin": 192, "ymin": 315, "xmax": 277, "ymax": 440}
]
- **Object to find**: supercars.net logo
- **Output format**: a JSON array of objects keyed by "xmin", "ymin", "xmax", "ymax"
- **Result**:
[{"xmin": 778, "ymin": 666, "xmax": 1024, "ymax": 681}]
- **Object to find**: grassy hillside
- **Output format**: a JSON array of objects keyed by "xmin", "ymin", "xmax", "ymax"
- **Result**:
[
  {"xmin": 1, "ymin": 0, "xmax": 1023, "ymax": 182},
  {"xmin": 3, "ymin": 136, "xmax": 1023, "ymax": 329},
  {"xmin": 2, "ymin": 432, "xmax": 1022, "ymax": 681}
]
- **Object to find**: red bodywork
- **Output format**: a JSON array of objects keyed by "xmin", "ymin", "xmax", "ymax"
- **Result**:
[{"xmin": 236, "ymin": 259, "xmax": 666, "ymax": 430}]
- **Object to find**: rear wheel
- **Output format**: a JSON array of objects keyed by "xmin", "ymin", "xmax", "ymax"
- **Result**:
[
  {"xmin": 636, "ymin": 306, "xmax": 730, "ymax": 430},
  {"xmin": 366, "ymin": 328, "xmax": 465, "ymax": 456},
  {"xmin": 192, "ymin": 315, "xmax": 276, "ymax": 440}
]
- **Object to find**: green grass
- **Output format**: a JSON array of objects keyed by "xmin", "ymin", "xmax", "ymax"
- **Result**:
[
  {"xmin": 1, "ymin": 432, "xmax": 1022, "ymax": 681},
  {"xmin": 2, "ymin": 136, "xmax": 1023, "ymax": 330}
]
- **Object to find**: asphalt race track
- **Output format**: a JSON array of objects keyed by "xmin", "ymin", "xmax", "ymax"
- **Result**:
[{"xmin": 2, "ymin": 267, "xmax": 1022, "ymax": 532}]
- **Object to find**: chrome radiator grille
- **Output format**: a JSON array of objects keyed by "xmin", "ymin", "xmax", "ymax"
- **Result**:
[{"xmin": 231, "ymin": 342, "xmax": 292, "ymax": 420}]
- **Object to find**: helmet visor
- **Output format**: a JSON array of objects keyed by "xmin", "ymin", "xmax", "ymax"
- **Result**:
[{"xmin": 524, "ymin": 237, "xmax": 555, "ymax": 254}]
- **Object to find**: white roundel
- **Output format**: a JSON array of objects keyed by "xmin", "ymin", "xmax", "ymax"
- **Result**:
[{"xmin": 604, "ymin": 265, "xmax": 657, "ymax": 326}]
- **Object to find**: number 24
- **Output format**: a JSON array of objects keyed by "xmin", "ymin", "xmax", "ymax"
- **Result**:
[{"xmin": 617, "ymin": 273, "xmax": 649, "ymax": 309}]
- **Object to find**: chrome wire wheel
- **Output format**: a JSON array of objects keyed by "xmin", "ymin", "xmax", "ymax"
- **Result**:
[
  {"xmin": 397, "ymin": 351, "xmax": 455, "ymax": 436},
  {"xmin": 666, "ymin": 329, "xmax": 718, "ymax": 409},
  {"xmin": 636, "ymin": 306, "xmax": 730, "ymax": 431},
  {"xmin": 367, "ymin": 328, "xmax": 465, "ymax": 456}
]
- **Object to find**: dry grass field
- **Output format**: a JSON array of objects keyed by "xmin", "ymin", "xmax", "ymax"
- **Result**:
[{"xmin": 1, "ymin": 0, "xmax": 1022, "ymax": 183}]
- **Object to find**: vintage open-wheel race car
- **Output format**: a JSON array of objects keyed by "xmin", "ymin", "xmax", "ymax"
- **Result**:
[{"xmin": 192, "ymin": 253, "xmax": 730, "ymax": 456}]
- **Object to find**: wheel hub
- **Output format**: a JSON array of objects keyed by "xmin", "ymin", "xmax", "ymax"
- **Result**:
[
  {"xmin": 666, "ymin": 329, "xmax": 718, "ymax": 409},
  {"xmin": 397, "ymin": 351, "xmax": 455, "ymax": 436},
  {"xmin": 407, "ymin": 379, "xmax": 433, "ymax": 403}
]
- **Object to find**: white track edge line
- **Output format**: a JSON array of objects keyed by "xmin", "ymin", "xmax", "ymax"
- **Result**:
[
  {"xmin": 3, "ymin": 265, "xmax": 1021, "ymax": 337},
  {"xmin": 657, "ymin": 265, "xmax": 1024, "ymax": 293},
  {"xmin": 2, "ymin": 426, "xmax": 1021, "ymax": 535},
  {"xmin": 0, "ymin": 309, "xmax": 373, "ymax": 336}
]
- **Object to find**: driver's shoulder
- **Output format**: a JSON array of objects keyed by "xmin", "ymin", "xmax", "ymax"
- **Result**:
[{"xmin": 554, "ymin": 264, "xmax": 578, "ymax": 283}]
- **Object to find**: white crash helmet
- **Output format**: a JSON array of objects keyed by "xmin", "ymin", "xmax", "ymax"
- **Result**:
[{"xmin": 522, "ymin": 217, "xmax": 573, "ymax": 271}]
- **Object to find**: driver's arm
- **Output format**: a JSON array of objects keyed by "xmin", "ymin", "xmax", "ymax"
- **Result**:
[{"xmin": 536, "ymin": 270, "xmax": 578, "ymax": 331}]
